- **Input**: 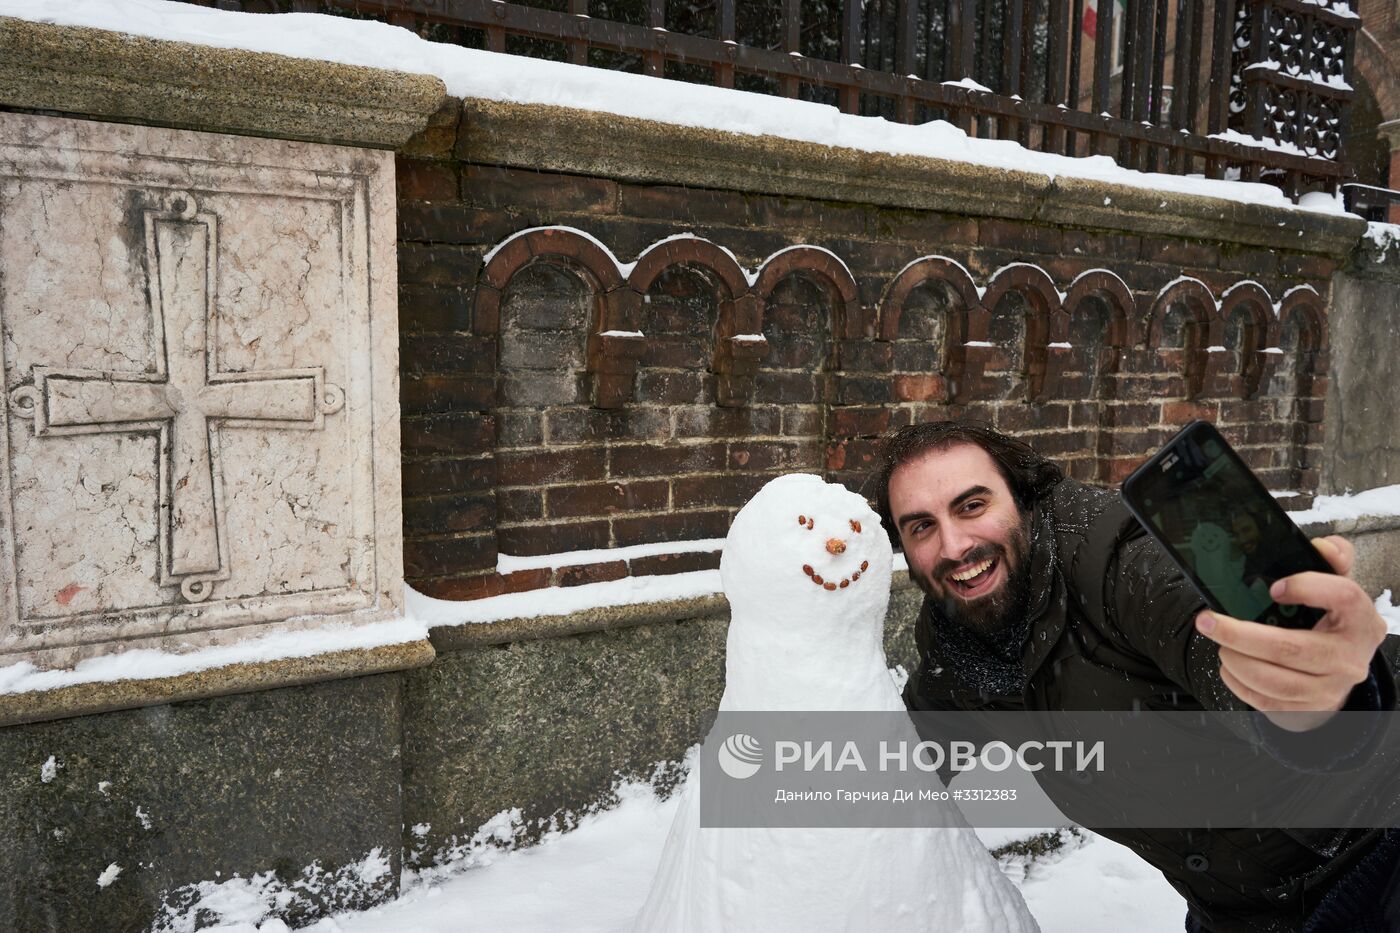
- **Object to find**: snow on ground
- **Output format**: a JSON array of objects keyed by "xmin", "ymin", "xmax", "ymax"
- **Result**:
[
  {"xmin": 0, "ymin": 0, "xmax": 1353, "ymax": 217},
  {"xmin": 181, "ymin": 772, "xmax": 1185, "ymax": 933}
]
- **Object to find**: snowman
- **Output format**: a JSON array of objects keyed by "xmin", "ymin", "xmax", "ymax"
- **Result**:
[{"xmin": 632, "ymin": 474, "xmax": 1040, "ymax": 933}]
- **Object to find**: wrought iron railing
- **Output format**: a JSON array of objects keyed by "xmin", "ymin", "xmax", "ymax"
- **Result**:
[{"xmin": 188, "ymin": 0, "xmax": 1358, "ymax": 199}]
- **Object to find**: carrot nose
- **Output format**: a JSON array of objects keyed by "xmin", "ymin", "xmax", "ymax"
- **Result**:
[{"xmin": 826, "ymin": 538, "xmax": 846, "ymax": 555}]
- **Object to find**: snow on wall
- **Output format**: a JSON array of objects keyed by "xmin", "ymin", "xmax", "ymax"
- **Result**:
[{"xmin": 0, "ymin": 0, "xmax": 1356, "ymax": 217}]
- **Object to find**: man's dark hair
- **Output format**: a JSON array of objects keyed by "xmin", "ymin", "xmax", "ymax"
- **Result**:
[{"xmin": 872, "ymin": 420, "xmax": 1065, "ymax": 546}]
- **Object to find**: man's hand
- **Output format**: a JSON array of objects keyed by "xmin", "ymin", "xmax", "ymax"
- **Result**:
[{"xmin": 1194, "ymin": 536, "xmax": 1388, "ymax": 732}]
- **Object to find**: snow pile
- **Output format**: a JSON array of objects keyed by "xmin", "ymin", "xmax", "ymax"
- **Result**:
[
  {"xmin": 0, "ymin": 618, "xmax": 429, "ymax": 696},
  {"xmin": 0, "ymin": 0, "xmax": 1353, "ymax": 216},
  {"xmin": 1290, "ymin": 483, "xmax": 1400, "ymax": 525},
  {"xmin": 151, "ymin": 848, "xmax": 394, "ymax": 933},
  {"xmin": 1375, "ymin": 590, "xmax": 1400, "ymax": 637},
  {"xmin": 1364, "ymin": 222, "xmax": 1400, "ymax": 262}
]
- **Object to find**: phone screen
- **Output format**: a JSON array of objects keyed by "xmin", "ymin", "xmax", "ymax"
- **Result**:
[{"xmin": 1123, "ymin": 423, "xmax": 1329, "ymax": 628}]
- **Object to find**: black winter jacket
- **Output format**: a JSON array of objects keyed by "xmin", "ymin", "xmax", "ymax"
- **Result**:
[{"xmin": 902, "ymin": 477, "xmax": 1399, "ymax": 933}]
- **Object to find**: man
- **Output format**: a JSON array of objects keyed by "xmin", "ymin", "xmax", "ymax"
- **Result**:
[{"xmin": 872, "ymin": 420, "xmax": 1399, "ymax": 933}]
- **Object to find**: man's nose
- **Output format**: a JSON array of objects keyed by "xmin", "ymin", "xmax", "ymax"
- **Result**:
[{"xmin": 939, "ymin": 524, "xmax": 976, "ymax": 563}]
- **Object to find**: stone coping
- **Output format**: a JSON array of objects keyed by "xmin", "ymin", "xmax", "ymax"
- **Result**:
[
  {"xmin": 457, "ymin": 98, "xmax": 1367, "ymax": 257},
  {"xmin": 1296, "ymin": 512, "xmax": 1400, "ymax": 539},
  {"xmin": 428, "ymin": 571, "xmax": 920, "ymax": 650},
  {"xmin": 0, "ymin": 638, "xmax": 435, "ymax": 729},
  {"xmin": 0, "ymin": 17, "xmax": 445, "ymax": 148}
]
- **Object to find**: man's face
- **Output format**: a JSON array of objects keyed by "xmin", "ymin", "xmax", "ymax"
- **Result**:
[{"xmin": 887, "ymin": 443, "xmax": 1033, "ymax": 635}]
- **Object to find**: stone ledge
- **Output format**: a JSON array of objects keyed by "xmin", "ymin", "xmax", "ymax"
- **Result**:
[
  {"xmin": 0, "ymin": 637, "xmax": 435, "ymax": 729},
  {"xmin": 427, "ymin": 571, "xmax": 921, "ymax": 649},
  {"xmin": 0, "ymin": 17, "xmax": 446, "ymax": 148},
  {"xmin": 456, "ymin": 97, "xmax": 1367, "ymax": 258}
]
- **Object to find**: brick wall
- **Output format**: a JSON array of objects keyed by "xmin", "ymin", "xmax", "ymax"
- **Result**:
[{"xmin": 397, "ymin": 119, "xmax": 1335, "ymax": 600}]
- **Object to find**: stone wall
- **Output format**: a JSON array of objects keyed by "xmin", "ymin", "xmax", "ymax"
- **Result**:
[
  {"xmin": 398, "ymin": 98, "xmax": 1361, "ymax": 599},
  {"xmin": 1322, "ymin": 228, "xmax": 1400, "ymax": 495}
]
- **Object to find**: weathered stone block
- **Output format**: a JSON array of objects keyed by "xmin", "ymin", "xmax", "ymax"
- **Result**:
[{"xmin": 0, "ymin": 112, "xmax": 403, "ymax": 667}]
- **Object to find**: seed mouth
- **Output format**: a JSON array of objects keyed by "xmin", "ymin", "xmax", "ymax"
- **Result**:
[{"xmin": 801, "ymin": 558, "xmax": 870, "ymax": 591}]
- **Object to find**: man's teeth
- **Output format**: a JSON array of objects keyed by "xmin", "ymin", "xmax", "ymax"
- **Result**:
[{"xmin": 951, "ymin": 558, "xmax": 994, "ymax": 582}]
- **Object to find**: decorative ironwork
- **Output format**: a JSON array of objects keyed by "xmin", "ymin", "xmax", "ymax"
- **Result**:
[{"xmin": 176, "ymin": 0, "xmax": 1359, "ymax": 200}]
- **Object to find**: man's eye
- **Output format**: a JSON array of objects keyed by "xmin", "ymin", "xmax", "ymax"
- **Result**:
[
  {"xmin": 961, "ymin": 501, "xmax": 985, "ymax": 514},
  {"xmin": 911, "ymin": 520, "xmax": 931, "ymax": 535}
]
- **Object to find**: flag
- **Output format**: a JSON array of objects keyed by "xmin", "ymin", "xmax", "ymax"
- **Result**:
[{"xmin": 1083, "ymin": 0, "xmax": 1126, "ymax": 39}]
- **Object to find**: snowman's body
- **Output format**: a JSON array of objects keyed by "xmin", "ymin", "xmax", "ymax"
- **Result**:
[{"xmin": 632, "ymin": 474, "xmax": 1040, "ymax": 933}]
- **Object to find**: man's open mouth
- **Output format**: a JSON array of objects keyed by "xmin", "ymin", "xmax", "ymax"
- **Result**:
[{"xmin": 947, "ymin": 555, "xmax": 1000, "ymax": 597}]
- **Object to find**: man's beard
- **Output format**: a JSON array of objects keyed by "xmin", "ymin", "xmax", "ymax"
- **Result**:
[{"xmin": 910, "ymin": 516, "xmax": 1034, "ymax": 640}]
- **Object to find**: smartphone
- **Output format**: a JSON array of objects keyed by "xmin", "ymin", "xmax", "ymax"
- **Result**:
[{"xmin": 1120, "ymin": 420, "xmax": 1333, "ymax": 629}]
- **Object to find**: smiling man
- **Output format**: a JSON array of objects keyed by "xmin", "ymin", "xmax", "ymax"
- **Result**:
[{"xmin": 872, "ymin": 419, "xmax": 1400, "ymax": 933}]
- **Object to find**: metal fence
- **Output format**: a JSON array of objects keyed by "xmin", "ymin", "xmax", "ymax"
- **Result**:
[{"xmin": 191, "ymin": 0, "xmax": 1359, "ymax": 200}]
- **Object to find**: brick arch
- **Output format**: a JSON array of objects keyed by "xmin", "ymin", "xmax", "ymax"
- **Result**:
[
  {"xmin": 627, "ymin": 235, "xmax": 762, "ymax": 407},
  {"xmin": 877, "ymin": 256, "xmax": 983, "ymax": 405},
  {"xmin": 1062, "ymin": 269, "xmax": 1134, "ymax": 401},
  {"xmin": 1219, "ymin": 281, "xmax": 1275, "ymax": 400},
  {"xmin": 1275, "ymin": 285, "xmax": 1329, "ymax": 488},
  {"xmin": 877, "ymin": 256, "xmax": 982, "ymax": 339},
  {"xmin": 1355, "ymin": 28, "xmax": 1400, "ymax": 124},
  {"xmin": 627, "ymin": 235, "xmax": 750, "ymax": 300},
  {"xmin": 753, "ymin": 246, "xmax": 862, "ymax": 342},
  {"xmin": 1277, "ymin": 285, "xmax": 1328, "ymax": 397},
  {"xmin": 478, "ymin": 227, "xmax": 640, "ymax": 409},
  {"xmin": 1147, "ymin": 277, "xmax": 1217, "ymax": 400},
  {"xmin": 982, "ymin": 263, "xmax": 1064, "ymax": 402}
]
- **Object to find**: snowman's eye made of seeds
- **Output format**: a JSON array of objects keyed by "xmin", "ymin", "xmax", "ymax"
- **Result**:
[
  {"xmin": 849, "ymin": 519, "xmax": 861, "ymax": 534},
  {"xmin": 796, "ymin": 514, "xmax": 814, "ymax": 530}
]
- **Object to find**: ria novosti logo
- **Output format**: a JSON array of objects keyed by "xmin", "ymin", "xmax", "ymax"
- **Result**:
[{"xmin": 717, "ymin": 733, "xmax": 764, "ymax": 779}]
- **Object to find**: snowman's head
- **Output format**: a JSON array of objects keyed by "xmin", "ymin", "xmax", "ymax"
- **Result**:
[
  {"xmin": 720, "ymin": 473, "xmax": 892, "ymax": 618},
  {"xmin": 1189, "ymin": 521, "xmax": 1230, "ymax": 557}
]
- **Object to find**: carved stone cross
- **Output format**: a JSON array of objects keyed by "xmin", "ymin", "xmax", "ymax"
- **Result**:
[{"xmin": 9, "ymin": 192, "xmax": 343, "ymax": 603}]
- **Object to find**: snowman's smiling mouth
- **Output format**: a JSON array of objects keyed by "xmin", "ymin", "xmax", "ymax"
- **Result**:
[{"xmin": 801, "ymin": 560, "xmax": 869, "ymax": 591}]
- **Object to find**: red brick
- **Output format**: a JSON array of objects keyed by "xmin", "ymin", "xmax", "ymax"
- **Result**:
[
  {"xmin": 401, "ymin": 456, "xmax": 496, "ymax": 497},
  {"xmin": 403, "ymin": 494, "xmax": 496, "ymax": 535},
  {"xmin": 996, "ymin": 402, "xmax": 1070, "ymax": 431},
  {"xmin": 1279, "ymin": 254, "xmax": 1338, "ymax": 279},
  {"xmin": 826, "ymin": 438, "xmax": 880, "ymax": 472},
  {"xmin": 401, "ymin": 374, "xmax": 496, "ymax": 414},
  {"xmin": 1161, "ymin": 401, "xmax": 1218, "ymax": 424},
  {"xmin": 1139, "ymin": 237, "xmax": 1219, "ymax": 269},
  {"xmin": 463, "ymin": 164, "xmax": 618, "ymax": 214},
  {"xmin": 400, "ymin": 285, "xmax": 473, "ymax": 333},
  {"xmin": 401, "ymin": 334, "xmax": 496, "ymax": 375},
  {"xmin": 498, "ymin": 488, "xmax": 543, "ymax": 523},
  {"xmin": 1063, "ymin": 230, "xmax": 1141, "ymax": 258},
  {"xmin": 498, "ymin": 520, "xmax": 611, "ymax": 556},
  {"xmin": 753, "ymin": 372, "xmax": 821, "ymax": 405},
  {"xmin": 399, "ymin": 202, "xmax": 522, "ymax": 246},
  {"xmin": 547, "ymin": 408, "xmax": 672, "ymax": 444},
  {"xmin": 401, "ymin": 413, "xmax": 495, "ymax": 457},
  {"xmin": 556, "ymin": 561, "xmax": 630, "ymax": 587},
  {"xmin": 613, "ymin": 510, "xmax": 731, "ymax": 547},
  {"xmin": 748, "ymin": 195, "xmax": 873, "ymax": 237},
  {"xmin": 978, "ymin": 219, "xmax": 1063, "ymax": 254},
  {"xmin": 546, "ymin": 480, "xmax": 670, "ymax": 518},
  {"xmin": 630, "ymin": 551, "xmax": 722, "ymax": 575},
  {"xmin": 396, "ymin": 158, "xmax": 458, "ymax": 201},
  {"xmin": 404, "ymin": 534, "xmax": 495, "ymax": 578},
  {"xmin": 610, "ymin": 442, "xmax": 727, "ymax": 478},
  {"xmin": 636, "ymin": 370, "xmax": 710, "ymax": 405},
  {"xmin": 497, "ymin": 448, "xmax": 608, "ymax": 486},
  {"xmin": 674, "ymin": 406, "xmax": 782, "ymax": 439},
  {"xmin": 398, "ymin": 244, "xmax": 481, "ymax": 287},
  {"xmin": 672, "ymin": 473, "xmax": 774, "ymax": 509},
  {"xmin": 1219, "ymin": 244, "xmax": 1280, "ymax": 276},
  {"xmin": 871, "ymin": 211, "xmax": 978, "ymax": 246},
  {"xmin": 727, "ymin": 441, "xmax": 818, "ymax": 471},
  {"xmin": 413, "ymin": 569, "xmax": 551, "ymax": 601},
  {"xmin": 892, "ymin": 374, "xmax": 946, "ymax": 403},
  {"xmin": 829, "ymin": 407, "xmax": 892, "ymax": 437},
  {"xmin": 619, "ymin": 183, "xmax": 750, "ymax": 224},
  {"xmin": 781, "ymin": 407, "xmax": 825, "ymax": 437}
]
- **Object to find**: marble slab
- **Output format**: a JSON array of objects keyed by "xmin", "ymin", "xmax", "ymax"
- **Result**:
[{"xmin": 0, "ymin": 112, "xmax": 404, "ymax": 668}]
